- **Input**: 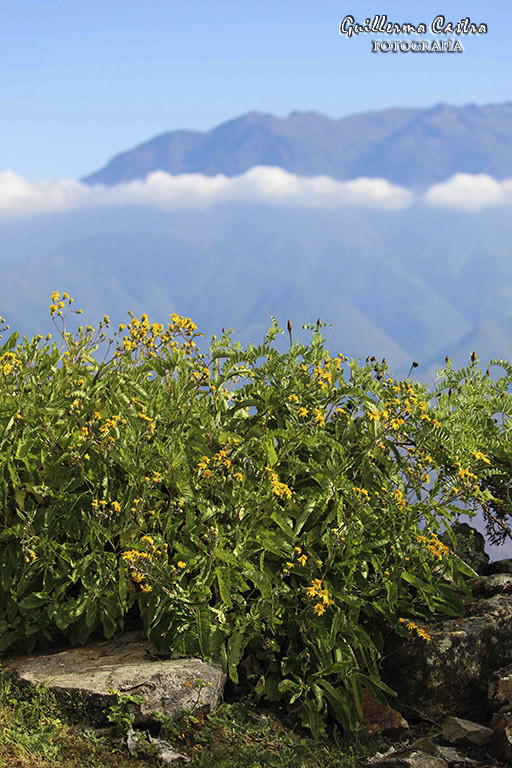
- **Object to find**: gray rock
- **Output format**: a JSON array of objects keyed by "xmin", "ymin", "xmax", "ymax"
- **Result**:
[
  {"xmin": 441, "ymin": 715, "xmax": 494, "ymax": 746},
  {"xmin": 487, "ymin": 559, "xmax": 512, "ymax": 575},
  {"xmin": 365, "ymin": 748, "xmax": 449, "ymax": 767},
  {"xmin": 433, "ymin": 745, "xmax": 479, "ymax": 765},
  {"xmin": 126, "ymin": 729, "xmax": 191, "ymax": 764},
  {"xmin": 380, "ymin": 586, "xmax": 512, "ymax": 722},
  {"xmin": 488, "ymin": 661, "xmax": 512, "ymax": 710},
  {"xmin": 489, "ymin": 711, "xmax": 512, "ymax": 760},
  {"xmin": 466, "ymin": 574, "xmax": 512, "ymax": 597},
  {"xmin": 4, "ymin": 630, "xmax": 225, "ymax": 725}
]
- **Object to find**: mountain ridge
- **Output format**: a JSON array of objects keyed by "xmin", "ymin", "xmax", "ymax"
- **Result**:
[{"xmin": 82, "ymin": 102, "xmax": 512, "ymax": 188}]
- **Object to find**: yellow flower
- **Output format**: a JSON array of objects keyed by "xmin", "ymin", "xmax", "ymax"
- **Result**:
[
  {"xmin": 139, "ymin": 583, "xmax": 153, "ymax": 593},
  {"xmin": 177, "ymin": 561, "xmax": 186, "ymax": 569},
  {"xmin": 50, "ymin": 291, "xmax": 60, "ymax": 302},
  {"xmin": 294, "ymin": 546, "xmax": 302, "ymax": 554},
  {"xmin": 368, "ymin": 410, "xmax": 380, "ymax": 421},
  {"xmin": 471, "ymin": 450, "xmax": 491, "ymax": 464},
  {"xmin": 297, "ymin": 554, "xmax": 308, "ymax": 566},
  {"xmin": 297, "ymin": 407, "xmax": 308, "ymax": 418},
  {"xmin": 234, "ymin": 472, "xmax": 244, "ymax": 482},
  {"xmin": 313, "ymin": 603, "xmax": 325, "ymax": 616},
  {"xmin": 313, "ymin": 408, "xmax": 325, "ymax": 427},
  {"xmin": 198, "ymin": 456, "xmax": 210, "ymax": 470}
]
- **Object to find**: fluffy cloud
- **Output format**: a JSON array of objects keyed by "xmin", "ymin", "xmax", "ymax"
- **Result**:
[
  {"xmin": 4, "ymin": 168, "xmax": 512, "ymax": 217},
  {"xmin": 423, "ymin": 173, "xmax": 512, "ymax": 211},
  {"xmin": 0, "ymin": 167, "xmax": 413, "ymax": 216}
]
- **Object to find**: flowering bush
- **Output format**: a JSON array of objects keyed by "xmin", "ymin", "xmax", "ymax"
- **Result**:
[{"xmin": 1, "ymin": 294, "xmax": 512, "ymax": 736}]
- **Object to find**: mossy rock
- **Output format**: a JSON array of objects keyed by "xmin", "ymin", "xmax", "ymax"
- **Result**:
[{"xmin": 439, "ymin": 522, "xmax": 490, "ymax": 576}]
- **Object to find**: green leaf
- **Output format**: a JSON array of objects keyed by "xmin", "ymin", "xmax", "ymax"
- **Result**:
[
  {"xmin": 243, "ymin": 568, "xmax": 271, "ymax": 598},
  {"xmin": 215, "ymin": 567, "xmax": 233, "ymax": 608},
  {"xmin": 401, "ymin": 571, "xmax": 437, "ymax": 594},
  {"xmin": 263, "ymin": 437, "xmax": 278, "ymax": 468},
  {"xmin": 0, "ymin": 331, "xmax": 19, "ymax": 353},
  {"xmin": 318, "ymin": 679, "xmax": 357, "ymax": 732},
  {"xmin": 85, "ymin": 599, "xmax": 99, "ymax": 628},
  {"xmin": 227, "ymin": 631, "xmax": 246, "ymax": 684},
  {"xmin": 195, "ymin": 603, "xmax": 211, "ymax": 656},
  {"xmin": 19, "ymin": 592, "xmax": 49, "ymax": 610}
]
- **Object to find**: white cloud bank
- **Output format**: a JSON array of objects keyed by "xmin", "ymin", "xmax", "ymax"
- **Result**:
[
  {"xmin": 0, "ymin": 167, "xmax": 412, "ymax": 216},
  {"xmin": 2, "ymin": 167, "xmax": 512, "ymax": 217},
  {"xmin": 423, "ymin": 173, "xmax": 512, "ymax": 211}
]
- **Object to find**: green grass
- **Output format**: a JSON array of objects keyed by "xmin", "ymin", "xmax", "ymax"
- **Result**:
[{"xmin": 0, "ymin": 667, "xmax": 388, "ymax": 768}]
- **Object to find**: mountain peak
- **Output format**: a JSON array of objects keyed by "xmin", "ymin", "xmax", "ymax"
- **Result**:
[{"xmin": 82, "ymin": 102, "xmax": 512, "ymax": 188}]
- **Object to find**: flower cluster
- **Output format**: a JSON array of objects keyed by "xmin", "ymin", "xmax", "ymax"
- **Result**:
[
  {"xmin": 91, "ymin": 499, "xmax": 122, "ymax": 515},
  {"xmin": 312, "ymin": 407, "xmax": 326, "ymax": 427},
  {"xmin": 471, "ymin": 450, "xmax": 491, "ymax": 465},
  {"xmin": 398, "ymin": 617, "xmax": 432, "ymax": 642},
  {"xmin": 198, "ymin": 449, "xmax": 232, "ymax": 480},
  {"xmin": 416, "ymin": 531, "xmax": 449, "ymax": 561},
  {"xmin": 138, "ymin": 411, "xmax": 157, "ymax": 434},
  {"xmin": 305, "ymin": 578, "xmax": 334, "ymax": 616},
  {"xmin": 115, "ymin": 310, "xmax": 199, "ymax": 360},
  {"xmin": 1, "ymin": 351, "xmax": 20, "ymax": 377},
  {"xmin": 99, "ymin": 414, "xmax": 124, "ymax": 438},
  {"xmin": 121, "ymin": 537, "xmax": 165, "ymax": 593},
  {"xmin": 49, "ymin": 291, "xmax": 76, "ymax": 317},
  {"xmin": 266, "ymin": 467, "xmax": 292, "ymax": 500},
  {"xmin": 313, "ymin": 363, "xmax": 332, "ymax": 390}
]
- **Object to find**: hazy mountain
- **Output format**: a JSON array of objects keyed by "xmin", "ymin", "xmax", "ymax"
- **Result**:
[
  {"xmin": 3, "ymin": 203, "xmax": 512, "ymax": 382},
  {"xmin": 82, "ymin": 103, "xmax": 512, "ymax": 188}
]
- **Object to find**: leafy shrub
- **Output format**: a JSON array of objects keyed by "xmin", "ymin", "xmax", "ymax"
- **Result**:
[{"xmin": 1, "ymin": 294, "xmax": 512, "ymax": 736}]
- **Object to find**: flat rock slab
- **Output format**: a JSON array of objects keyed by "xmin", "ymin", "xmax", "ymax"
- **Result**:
[{"xmin": 4, "ymin": 631, "xmax": 226, "ymax": 724}]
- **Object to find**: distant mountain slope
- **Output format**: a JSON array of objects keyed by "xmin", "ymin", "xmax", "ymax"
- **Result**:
[
  {"xmin": 3, "ymin": 202, "xmax": 512, "ymax": 383},
  {"xmin": 82, "ymin": 102, "xmax": 512, "ymax": 188}
]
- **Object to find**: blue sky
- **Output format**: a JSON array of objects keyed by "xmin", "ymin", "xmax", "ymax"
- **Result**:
[{"xmin": 2, "ymin": 0, "xmax": 511, "ymax": 179}]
